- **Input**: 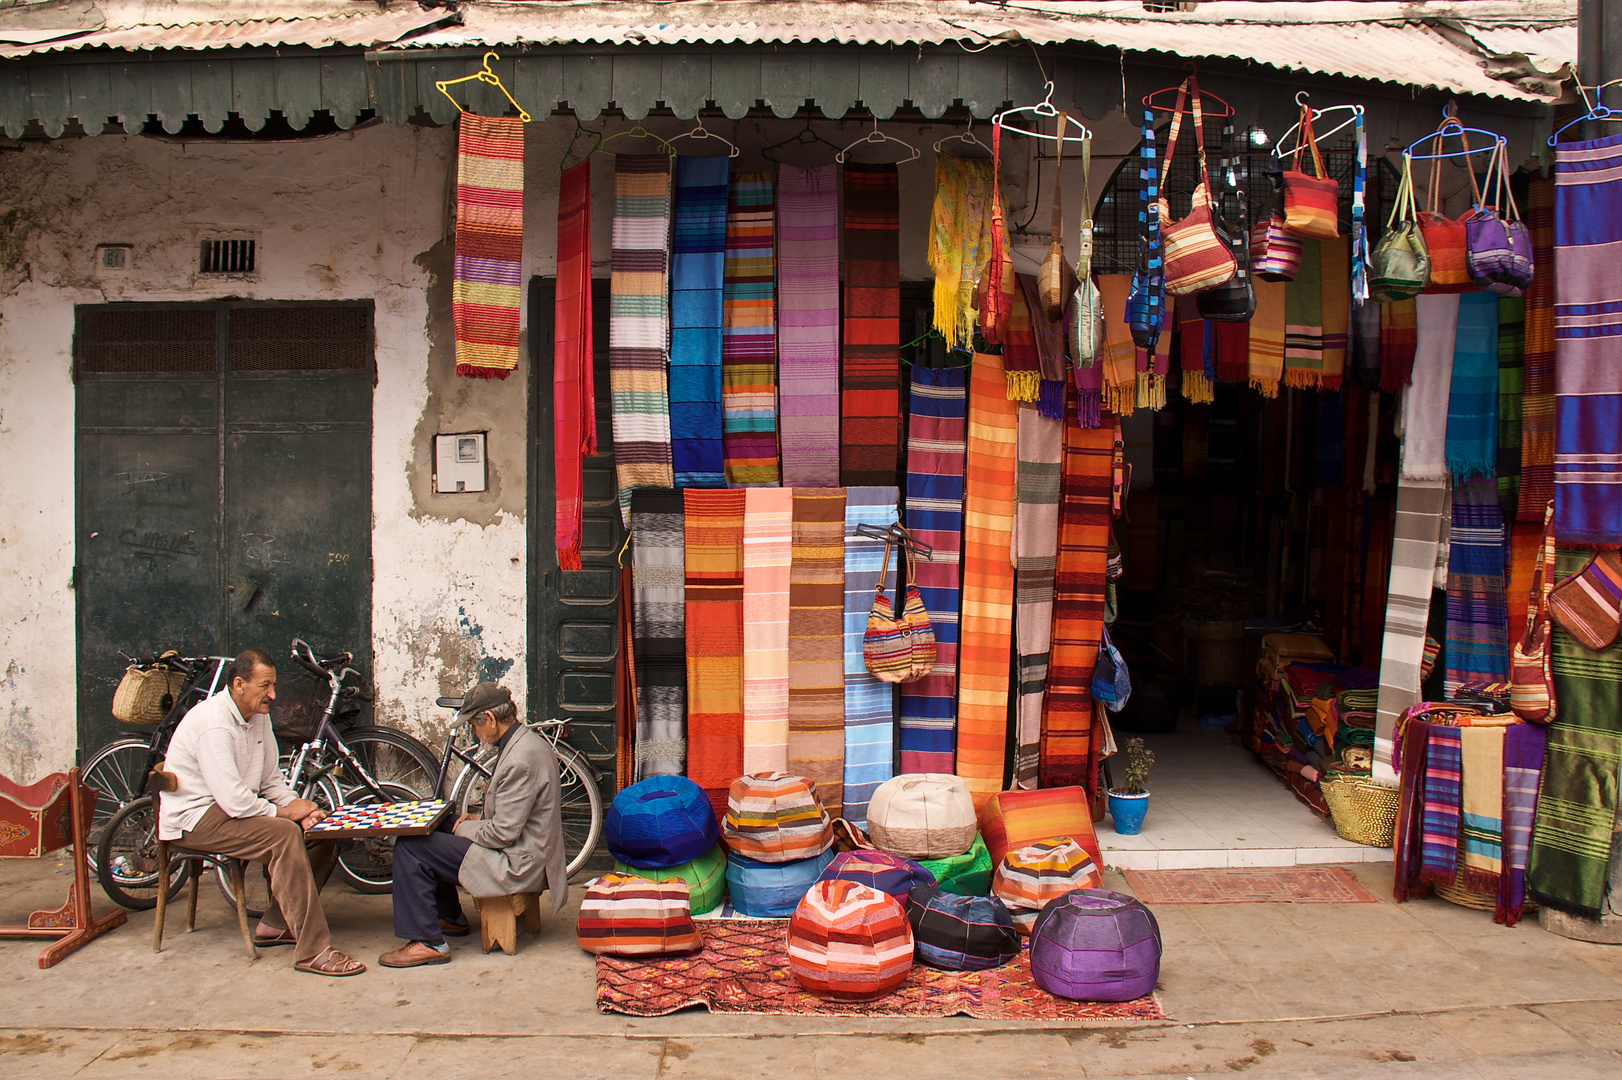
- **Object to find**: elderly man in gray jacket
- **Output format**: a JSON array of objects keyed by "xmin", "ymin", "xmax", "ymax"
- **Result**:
[{"xmin": 380, "ymin": 682, "xmax": 568, "ymax": 968}]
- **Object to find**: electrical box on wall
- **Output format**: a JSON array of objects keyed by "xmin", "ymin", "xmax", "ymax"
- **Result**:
[{"xmin": 433, "ymin": 432, "xmax": 488, "ymax": 493}]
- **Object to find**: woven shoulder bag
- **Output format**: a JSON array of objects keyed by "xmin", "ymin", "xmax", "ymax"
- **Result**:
[
  {"xmin": 1369, "ymin": 155, "xmax": 1430, "ymax": 302},
  {"xmin": 1466, "ymin": 142, "xmax": 1534, "ymax": 297},
  {"xmin": 863, "ymin": 534, "xmax": 915, "ymax": 684},
  {"xmin": 896, "ymin": 535, "xmax": 938, "ymax": 681},
  {"xmin": 1156, "ymin": 76, "xmax": 1237, "ymax": 296},
  {"xmin": 1418, "ymin": 132, "xmax": 1472, "ymax": 293},
  {"xmin": 1510, "ymin": 504, "xmax": 1557, "ymax": 724},
  {"xmin": 1281, "ymin": 102, "xmax": 1340, "ymax": 240}
]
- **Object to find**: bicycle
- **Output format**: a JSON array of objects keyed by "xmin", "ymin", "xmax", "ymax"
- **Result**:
[{"xmin": 430, "ymin": 695, "xmax": 604, "ymax": 879}]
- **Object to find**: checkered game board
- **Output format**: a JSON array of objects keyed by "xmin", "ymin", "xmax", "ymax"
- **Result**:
[{"xmin": 304, "ymin": 799, "xmax": 451, "ymax": 838}]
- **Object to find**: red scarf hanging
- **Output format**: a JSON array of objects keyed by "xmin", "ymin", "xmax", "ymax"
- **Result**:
[
  {"xmin": 554, "ymin": 159, "xmax": 595, "ymax": 571},
  {"xmin": 979, "ymin": 122, "xmax": 1014, "ymax": 344}
]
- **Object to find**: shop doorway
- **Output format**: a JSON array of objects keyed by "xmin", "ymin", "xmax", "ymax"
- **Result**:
[{"xmin": 74, "ymin": 301, "xmax": 374, "ymax": 758}]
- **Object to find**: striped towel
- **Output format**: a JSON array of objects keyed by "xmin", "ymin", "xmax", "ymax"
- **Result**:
[
  {"xmin": 1459, "ymin": 723, "xmax": 1506, "ymax": 894},
  {"xmin": 1282, "ymin": 237, "xmax": 1324, "ymax": 390},
  {"xmin": 1012, "ymin": 402, "xmax": 1063, "ymax": 789},
  {"xmin": 1498, "ymin": 722, "xmax": 1546, "ymax": 925},
  {"xmin": 452, "ymin": 114, "xmax": 524, "ymax": 378},
  {"xmin": 742, "ymin": 488, "xmax": 793, "ymax": 774},
  {"xmin": 630, "ymin": 489, "xmax": 686, "ymax": 780},
  {"xmin": 684, "ymin": 489, "xmax": 746, "ymax": 819},
  {"xmin": 778, "ymin": 164, "xmax": 841, "ymax": 486},
  {"xmin": 1419, "ymin": 724, "xmax": 1463, "ymax": 886},
  {"xmin": 1373, "ymin": 477, "xmax": 1448, "ymax": 784},
  {"xmin": 1401, "ymin": 294, "xmax": 1460, "ymax": 482},
  {"xmin": 1445, "ymin": 292, "xmax": 1500, "ymax": 483},
  {"xmin": 843, "ymin": 487, "xmax": 900, "ymax": 829},
  {"xmin": 899, "ymin": 366, "xmax": 968, "ymax": 774},
  {"xmin": 1443, "ymin": 479, "xmax": 1509, "ymax": 697},
  {"xmin": 841, "ymin": 163, "xmax": 902, "ymax": 486},
  {"xmin": 1248, "ymin": 277, "xmax": 1287, "ymax": 398},
  {"xmin": 721, "ymin": 171, "xmax": 779, "ymax": 487},
  {"xmin": 1517, "ymin": 173, "xmax": 1556, "ymax": 522},
  {"xmin": 610, "ymin": 155, "xmax": 675, "ymax": 523},
  {"xmin": 1497, "ymin": 296, "xmax": 1525, "ymax": 508},
  {"xmin": 788, "ymin": 488, "xmax": 847, "ymax": 816},
  {"xmin": 669, "ymin": 157, "xmax": 730, "ymax": 488},
  {"xmin": 957, "ymin": 349, "xmax": 1020, "ymax": 809}
]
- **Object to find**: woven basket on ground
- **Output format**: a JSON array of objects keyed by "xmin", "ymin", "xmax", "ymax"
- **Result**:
[
  {"xmin": 1320, "ymin": 773, "xmax": 1399, "ymax": 848},
  {"xmin": 1434, "ymin": 867, "xmax": 1540, "ymax": 914}
]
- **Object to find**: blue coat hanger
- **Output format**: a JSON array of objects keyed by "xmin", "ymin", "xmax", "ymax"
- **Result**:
[
  {"xmin": 1404, "ymin": 110, "xmax": 1504, "ymax": 161},
  {"xmin": 1549, "ymin": 78, "xmax": 1622, "ymax": 145}
]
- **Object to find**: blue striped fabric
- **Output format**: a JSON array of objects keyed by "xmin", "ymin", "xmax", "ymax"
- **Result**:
[
  {"xmin": 843, "ymin": 486, "xmax": 900, "ymax": 829},
  {"xmin": 1351, "ymin": 112, "xmax": 1368, "ymax": 306},
  {"xmin": 1445, "ymin": 292, "xmax": 1500, "ymax": 482},
  {"xmin": 1139, "ymin": 107, "xmax": 1164, "ymax": 332},
  {"xmin": 899, "ymin": 367, "xmax": 967, "ymax": 773},
  {"xmin": 669, "ymin": 156, "xmax": 730, "ymax": 487}
]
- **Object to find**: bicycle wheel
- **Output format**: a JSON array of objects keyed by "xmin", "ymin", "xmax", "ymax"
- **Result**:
[
  {"xmin": 96, "ymin": 796, "xmax": 190, "ymax": 910},
  {"xmin": 81, "ymin": 736, "xmax": 156, "ymax": 874},
  {"xmin": 333, "ymin": 726, "xmax": 441, "ymax": 802},
  {"xmin": 452, "ymin": 741, "xmax": 603, "ymax": 878}
]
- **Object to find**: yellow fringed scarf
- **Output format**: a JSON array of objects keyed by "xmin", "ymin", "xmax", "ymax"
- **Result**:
[{"xmin": 929, "ymin": 154, "xmax": 995, "ymax": 348}]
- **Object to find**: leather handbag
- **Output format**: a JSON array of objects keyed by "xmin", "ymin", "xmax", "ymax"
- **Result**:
[
  {"xmin": 1418, "ymin": 132, "xmax": 1473, "ymax": 293},
  {"xmin": 1510, "ymin": 504, "xmax": 1558, "ymax": 724},
  {"xmin": 1156, "ymin": 77, "xmax": 1237, "ymax": 295},
  {"xmin": 1369, "ymin": 155, "xmax": 1431, "ymax": 303},
  {"xmin": 1281, "ymin": 103, "xmax": 1341, "ymax": 240},
  {"xmin": 1198, "ymin": 120, "xmax": 1255, "ymax": 322},
  {"xmin": 1467, "ymin": 142, "xmax": 1534, "ymax": 297},
  {"xmin": 1548, "ymin": 548, "xmax": 1622, "ymax": 651}
]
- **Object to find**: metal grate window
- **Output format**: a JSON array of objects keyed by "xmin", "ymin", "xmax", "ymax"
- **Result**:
[
  {"xmin": 227, "ymin": 306, "xmax": 371, "ymax": 371},
  {"xmin": 199, "ymin": 238, "xmax": 256, "ymax": 275},
  {"xmin": 75, "ymin": 308, "xmax": 217, "ymax": 373}
]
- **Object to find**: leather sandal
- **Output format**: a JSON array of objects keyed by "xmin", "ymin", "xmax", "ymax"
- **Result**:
[
  {"xmin": 294, "ymin": 947, "xmax": 367, "ymax": 977},
  {"xmin": 254, "ymin": 928, "xmax": 297, "ymax": 948}
]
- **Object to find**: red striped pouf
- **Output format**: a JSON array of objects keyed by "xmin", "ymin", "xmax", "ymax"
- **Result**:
[
  {"xmin": 787, "ymin": 879, "xmax": 915, "ymax": 1001},
  {"xmin": 992, "ymin": 839, "xmax": 1103, "ymax": 935},
  {"xmin": 576, "ymin": 873, "xmax": 702, "ymax": 956}
]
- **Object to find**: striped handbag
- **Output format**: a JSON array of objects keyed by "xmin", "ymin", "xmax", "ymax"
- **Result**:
[
  {"xmin": 1156, "ymin": 77, "xmax": 1237, "ymax": 295},
  {"xmin": 897, "ymin": 536, "xmax": 937, "ymax": 680},
  {"xmin": 1418, "ymin": 132, "xmax": 1472, "ymax": 293},
  {"xmin": 1281, "ymin": 102, "xmax": 1340, "ymax": 240},
  {"xmin": 1510, "ymin": 504, "xmax": 1557, "ymax": 724},
  {"xmin": 1548, "ymin": 549, "xmax": 1622, "ymax": 651},
  {"xmin": 863, "ymin": 534, "xmax": 916, "ymax": 684}
]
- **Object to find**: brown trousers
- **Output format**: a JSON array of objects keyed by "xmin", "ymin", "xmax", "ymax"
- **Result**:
[{"xmin": 181, "ymin": 804, "xmax": 337, "ymax": 963}]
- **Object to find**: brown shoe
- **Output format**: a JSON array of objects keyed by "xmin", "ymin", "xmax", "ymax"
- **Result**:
[
  {"xmin": 439, "ymin": 915, "xmax": 471, "ymax": 938},
  {"xmin": 379, "ymin": 942, "xmax": 452, "ymax": 969}
]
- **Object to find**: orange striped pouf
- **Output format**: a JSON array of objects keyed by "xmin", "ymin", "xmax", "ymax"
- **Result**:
[
  {"xmin": 721, "ymin": 772, "xmax": 835, "ymax": 863},
  {"xmin": 788, "ymin": 879, "xmax": 915, "ymax": 1001},
  {"xmin": 992, "ymin": 839, "xmax": 1103, "ymax": 935},
  {"xmin": 576, "ymin": 873, "xmax": 702, "ymax": 956}
]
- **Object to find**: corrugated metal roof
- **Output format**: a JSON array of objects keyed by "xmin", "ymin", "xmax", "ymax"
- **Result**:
[
  {"xmin": 1455, "ymin": 25, "xmax": 1579, "ymax": 77},
  {"xmin": 0, "ymin": 9, "xmax": 454, "ymax": 58}
]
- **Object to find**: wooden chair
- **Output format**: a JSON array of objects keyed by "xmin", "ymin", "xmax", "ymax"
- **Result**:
[
  {"xmin": 475, "ymin": 892, "xmax": 543, "ymax": 955},
  {"xmin": 0, "ymin": 767, "xmax": 127, "ymax": 968},
  {"xmin": 147, "ymin": 765, "xmax": 256, "ymax": 960}
]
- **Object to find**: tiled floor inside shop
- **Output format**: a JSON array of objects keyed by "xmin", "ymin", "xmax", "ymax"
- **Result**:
[{"xmin": 1097, "ymin": 719, "xmax": 1383, "ymax": 870}]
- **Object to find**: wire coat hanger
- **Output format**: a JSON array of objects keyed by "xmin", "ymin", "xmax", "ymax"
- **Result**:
[
  {"xmin": 934, "ymin": 115, "xmax": 990, "ymax": 156},
  {"xmin": 670, "ymin": 117, "xmax": 740, "ymax": 158},
  {"xmin": 992, "ymin": 81, "xmax": 1092, "ymax": 145},
  {"xmin": 761, "ymin": 116, "xmax": 842, "ymax": 162},
  {"xmin": 595, "ymin": 123, "xmax": 677, "ymax": 157},
  {"xmin": 560, "ymin": 116, "xmax": 603, "ymax": 170},
  {"xmin": 836, "ymin": 115, "xmax": 920, "ymax": 164},
  {"xmin": 1403, "ymin": 110, "xmax": 1504, "ymax": 161},
  {"xmin": 1142, "ymin": 62, "xmax": 1234, "ymax": 119},
  {"xmin": 436, "ymin": 51, "xmax": 531, "ymax": 122},
  {"xmin": 1273, "ymin": 92, "xmax": 1364, "ymax": 156},
  {"xmin": 1549, "ymin": 77, "xmax": 1622, "ymax": 145}
]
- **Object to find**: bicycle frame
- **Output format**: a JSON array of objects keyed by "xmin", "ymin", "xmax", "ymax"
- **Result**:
[{"xmin": 283, "ymin": 662, "xmax": 392, "ymax": 803}]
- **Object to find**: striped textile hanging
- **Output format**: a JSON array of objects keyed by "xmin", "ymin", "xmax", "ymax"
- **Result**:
[
  {"xmin": 1041, "ymin": 388, "xmax": 1115, "ymax": 789},
  {"xmin": 742, "ymin": 488, "xmax": 793, "ymax": 774},
  {"xmin": 1321, "ymin": 235, "xmax": 1349, "ymax": 391},
  {"xmin": 1517, "ymin": 173, "xmax": 1557, "ymax": 522},
  {"xmin": 669, "ymin": 157, "xmax": 730, "ymax": 488},
  {"xmin": 1444, "ymin": 479, "xmax": 1510, "ymax": 697},
  {"xmin": 1372, "ymin": 477, "xmax": 1448, "ymax": 784},
  {"xmin": 1379, "ymin": 298, "xmax": 1418, "ymax": 392},
  {"xmin": 1283, "ymin": 237, "xmax": 1325, "ymax": 389},
  {"xmin": 1012, "ymin": 401, "xmax": 1064, "ymax": 789},
  {"xmin": 610, "ymin": 155, "xmax": 675, "ymax": 523},
  {"xmin": 1248, "ymin": 277, "xmax": 1287, "ymax": 398},
  {"xmin": 957, "ymin": 349, "xmax": 1021, "ymax": 810},
  {"xmin": 843, "ymin": 487, "xmax": 900, "ymax": 829},
  {"xmin": 899, "ymin": 366, "xmax": 968, "ymax": 774},
  {"xmin": 630, "ymin": 489, "xmax": 686, "ymax": 780},
  {"xmin": 721, "ymin": 171, "xmax": 779, "ymax": 487},
  {"xmin": 553, "ymin": 159, "xmax": 596, "ymax": 571},
  {"xmin": 778, "ymin": 164, "xmax": 842, "ymax": 486},
  {"xmin": 841, "ymin": 163, "xmax": 902, "ymax": 486},
  {"xmin": 1497, "ymin": 296, "xmax": 1525, "ymax": 509},
  {"xmin": 452, "ymin": 114, "xmax": 525, "ymax": 378},
  {"xmin": 1017, "ymin": 274, "xmax": 1071, "ymax": 420},
  {"xmin": 684, "ymin": 489, "xmax": 746, "ymax": 818},
  {"xmin": 1445, "ymin": 292, "xmax": 1500, "ymax": 483},
  {"xmin": 788, "ymin": 488, "xmax": 847, "ymax": 816}
]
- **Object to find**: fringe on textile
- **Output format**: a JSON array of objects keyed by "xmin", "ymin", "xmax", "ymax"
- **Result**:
[
  {"xmin": 1283, "ymin": 367, "xmax": 1322, "ymax": 391},
  {"xmin": 1077, "ymin": 389, "xmax": 1103, "ymax": 429},
  {"xmin": 1182, "ymin": 369, "xmax": 1214, "ymax": 404},
  {"xmin": 1038, "ymin": 378, "xmax": 1066, "ymax": 420},
  {"xmin": 1135, "ymin": 372, "xmax": 1166, "ymax": 411},
  {"xmin": 1006, "ymin": 369, "xmax": 1041, "ymax": 403}
]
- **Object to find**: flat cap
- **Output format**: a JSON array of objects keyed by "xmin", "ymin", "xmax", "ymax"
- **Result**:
[{"xmin": 457, "ymin": 681, "xmax": 513, "ymax": 720}]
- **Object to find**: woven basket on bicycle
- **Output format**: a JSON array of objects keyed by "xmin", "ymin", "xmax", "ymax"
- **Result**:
[
  {"xmin": 1320, "ymin": 772, "xmax": 1400, "ymax": 848},
  {"xmin": 110, "ymin": 659, "xmax": 186, "ymax": 727}
]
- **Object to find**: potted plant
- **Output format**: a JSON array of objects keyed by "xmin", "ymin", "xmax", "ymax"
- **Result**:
[{"xmin": 1107, "ymin": 737, "xmax": 1155, "ymax": 835}]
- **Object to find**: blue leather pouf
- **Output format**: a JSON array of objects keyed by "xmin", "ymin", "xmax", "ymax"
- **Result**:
[
  {"xmin": 606, "ymin": 775, "xmax": 720, "ymax": 869},
  {"xmin": 725, "ymin": 848, "xmax": 837, "ymax": 918}
]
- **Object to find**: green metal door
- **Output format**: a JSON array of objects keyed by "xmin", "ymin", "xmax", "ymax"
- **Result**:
[{"xmin": 75, "ymin": 302, "xmax": 373, "ymax": 759}]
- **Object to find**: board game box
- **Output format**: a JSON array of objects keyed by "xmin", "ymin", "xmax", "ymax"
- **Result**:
[{"xmin": 304, "ymin": 799, "xmax": 452, "ymax": 838}]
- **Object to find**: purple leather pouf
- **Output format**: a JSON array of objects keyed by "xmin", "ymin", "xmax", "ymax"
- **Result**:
[{"xmin": 1028, "ymin": 888, "xmax": 1162, "ymax": 1002}]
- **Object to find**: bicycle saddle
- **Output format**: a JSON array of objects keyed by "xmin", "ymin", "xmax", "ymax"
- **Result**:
[{"xmin": 436, "ymin": 697, "xmax": 463, "ymax": 710}]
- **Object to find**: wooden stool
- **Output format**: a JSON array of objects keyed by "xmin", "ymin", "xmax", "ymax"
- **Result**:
[
  {"xmin": 475, "ymin": 892, "xmax": 543, "ymax": 955},
  {"xmin": 147, "ymin": 764, "xmax": 256, "ymax": 960}
]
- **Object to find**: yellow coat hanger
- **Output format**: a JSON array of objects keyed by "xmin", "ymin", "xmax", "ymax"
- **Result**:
[
  {"xmin": 436, "ymin": 51, "xmax": 531, "ymax": 122},
  {"xmin": 595, "ymin": 123, "xmax": 677, "ymax": 157}
]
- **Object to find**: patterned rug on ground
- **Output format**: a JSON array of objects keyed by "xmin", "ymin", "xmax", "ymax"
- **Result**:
[
  {"xmin": 1123, "ymin": 866, "xmax": 1380, "ymax": 905},
  {"xmin": 596, "ymin": 919, "xmax": 1169, "ymax": 1021}
]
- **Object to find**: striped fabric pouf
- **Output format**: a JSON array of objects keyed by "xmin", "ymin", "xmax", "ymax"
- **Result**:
[
  {"xmin": 610, "ymin": 154, "xmax": 675, "ymax": 521},
  {"xmin": 816, "ymin": 850, "xmax": 935, "ymax": 900},
  {"xmin": 742, "ymin": 488, "xmax": 793, "ymax": 773},
  {"xmin": 684, "ymin": 489, "xmax": 747, "ymax": 817},
  {"xmin": 720, "ymin": 171, "xmax": 779, "ymax": 486},
  {"xmin": 956, "ymin": 350, "xmax": 1020, "ymax": 808},
  {"xmin": 788, "ymin": 879, "xmax": 916, "ymax": 1000},
  {"xmin": 777, "ymin": 164, "xmax": 842, "ymax": 485},
  {"xmin": 721, "ymin": 772, "xmax": 834, "ymax": 863},
  {"xmin": 576, "ymin": 872, "xmax": 702, "ymax": 956},
  {"xmin": 613, "ymin": 843, "xmax": 729, "ymax": 917},
  {"xmin": 904, "ymin": 884, "xmax": 1021, "ymax": 971},
  {"xmin": 726, "ymin": 848, "xmax": 837, "ymax": 918},
  {"xmin": 787, "ymin": 488, "xmax": 847, "ymax": 815},
  {"xmin": 979, "ymin": 786, "xmax": 1103, "ymax": 872},
  {"xmin": 843, "ymin": 487, "xmax": 901, "ymax": 828},
  {"xmin": 992, "ymin": 839, "xmax": 1103, "ymax": 936},
  {"xmin": 452, "ymin": 114, "xmax": 525, "ymax": 378},
  {"xmin": 899, "ymin": 366, "xmax": 968, "ymax": 774}
]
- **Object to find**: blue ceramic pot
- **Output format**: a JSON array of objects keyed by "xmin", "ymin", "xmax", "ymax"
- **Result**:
[{"xmin": 1107, "ymin": 791, "xmax": 1150, "ymax": 836}]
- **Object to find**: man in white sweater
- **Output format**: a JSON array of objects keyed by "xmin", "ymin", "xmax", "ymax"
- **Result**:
[{"xmin": 159, "ymin": 649, "xmax": 364, "ymax": 976}]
